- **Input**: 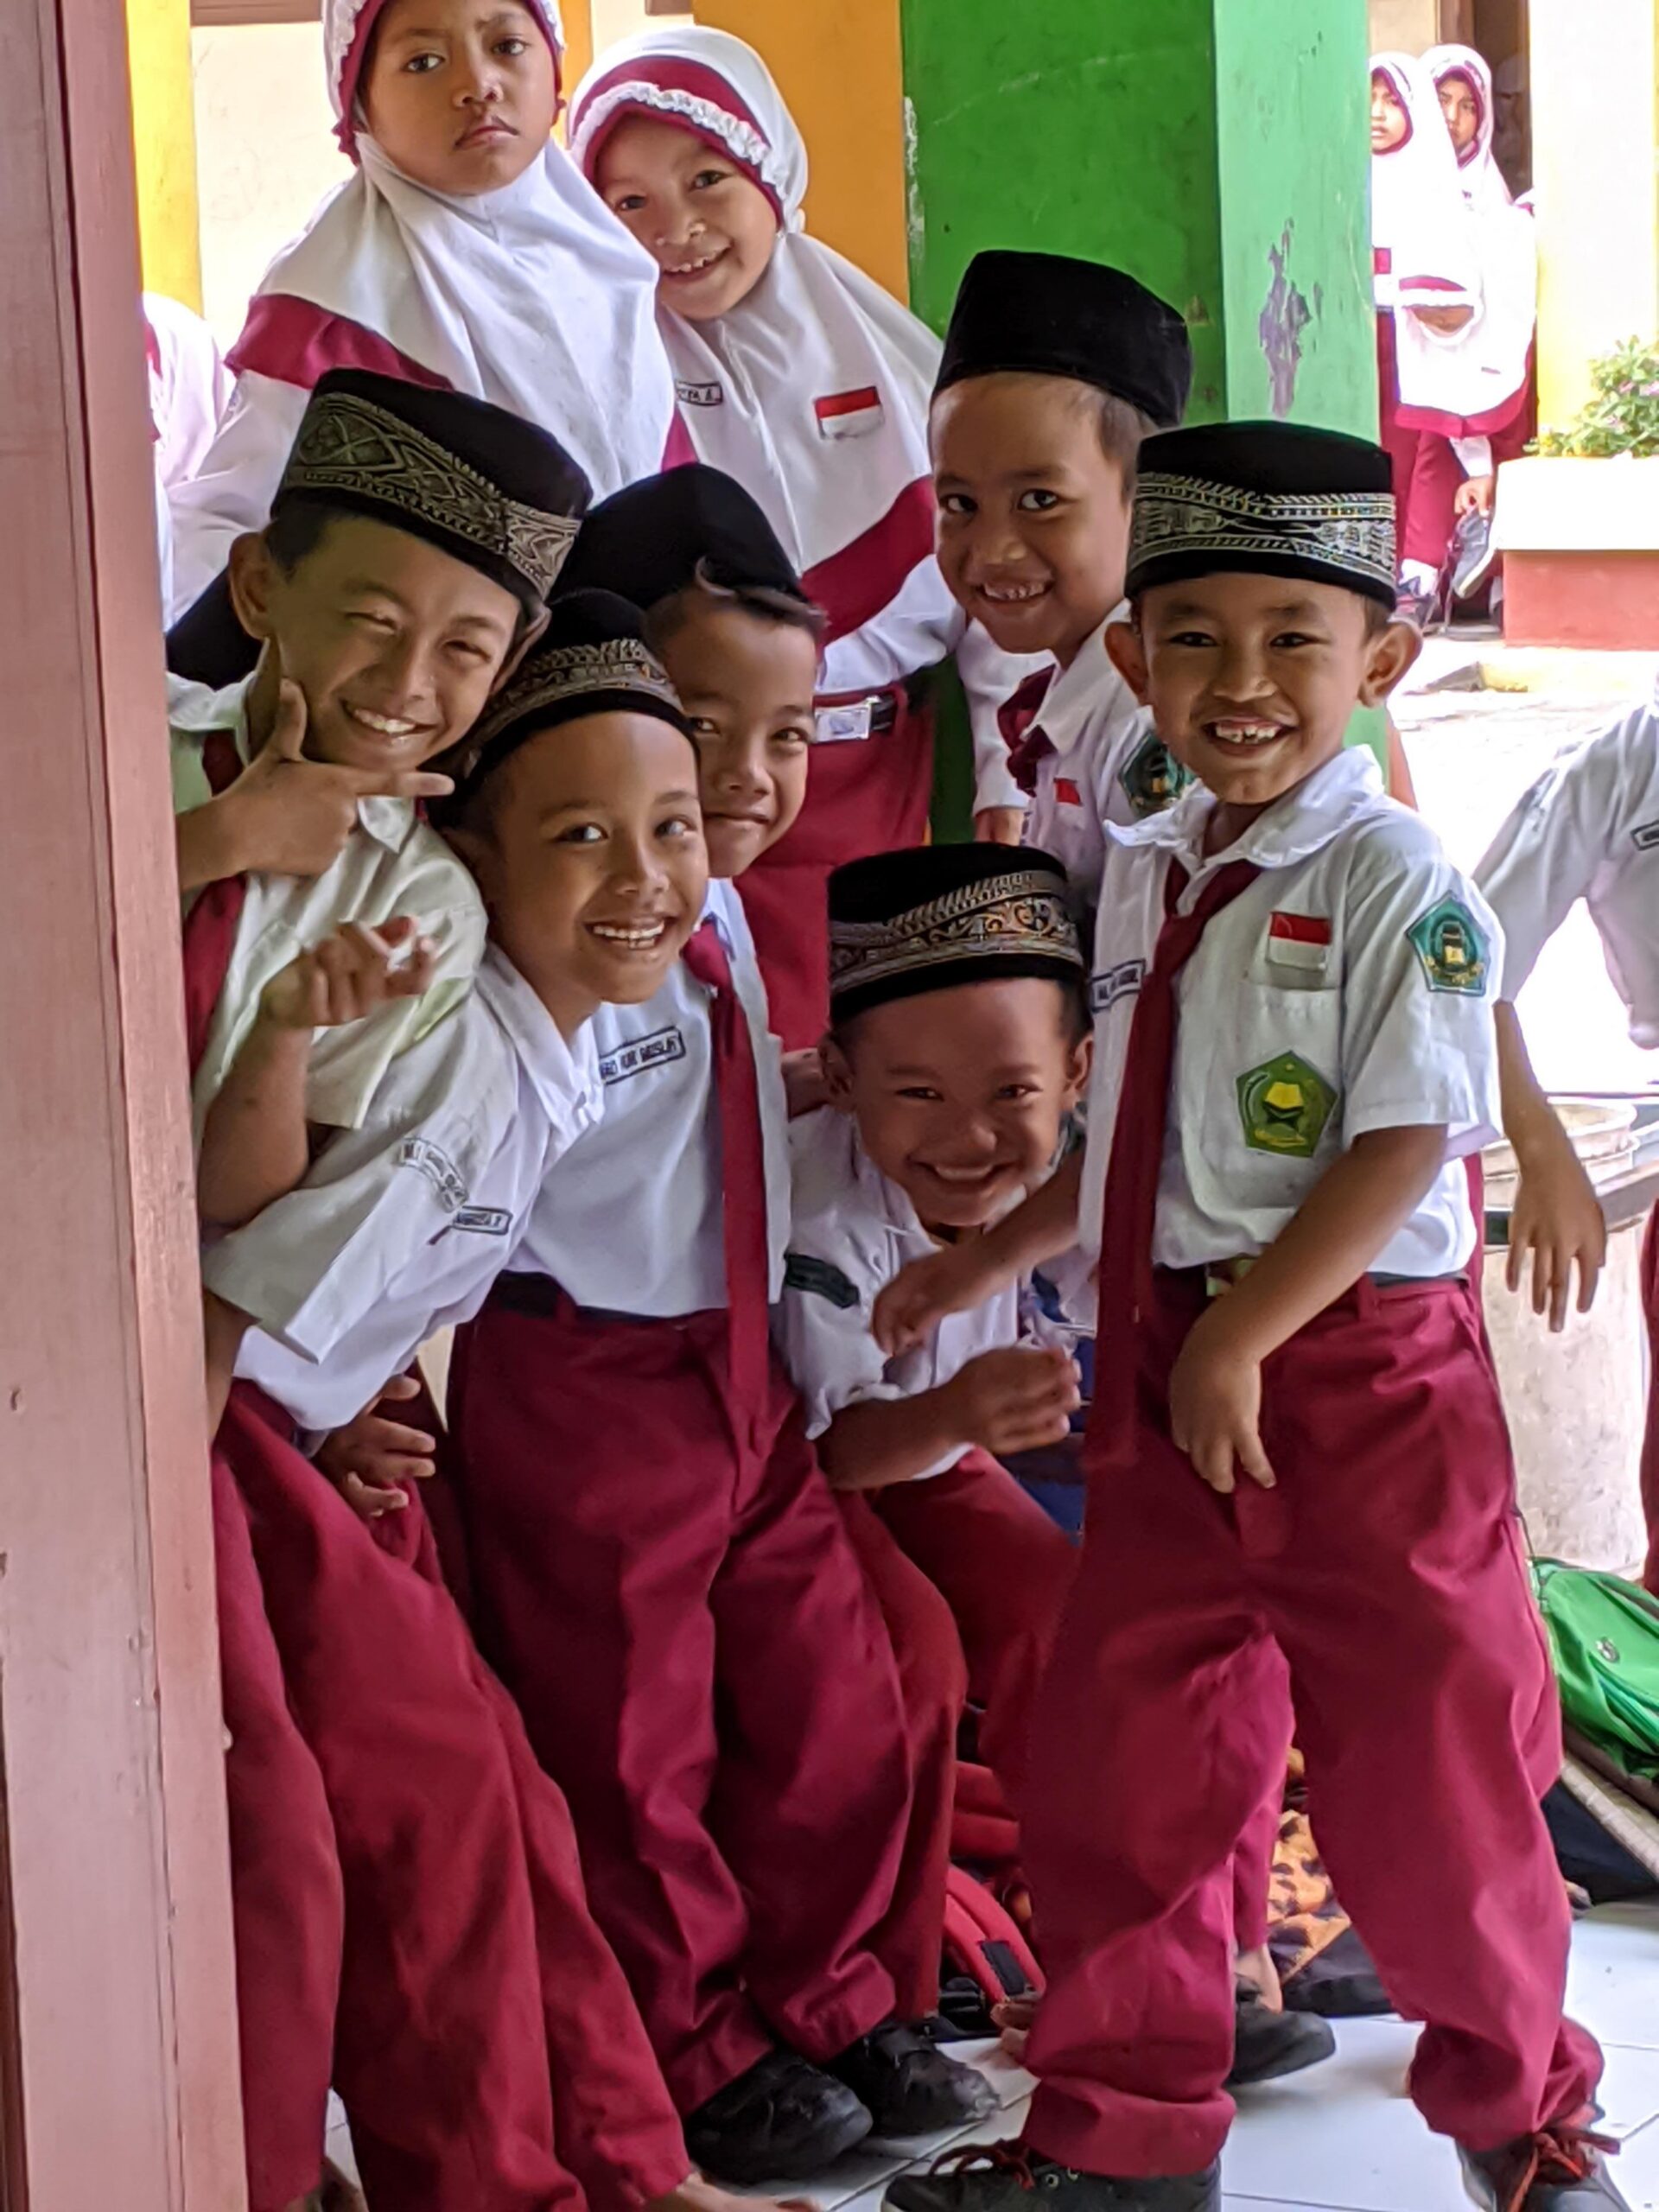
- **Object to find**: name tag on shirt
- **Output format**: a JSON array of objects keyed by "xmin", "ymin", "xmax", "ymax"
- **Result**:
[
  {"xmin": 676, "ymin": 379, "xmax": 724, "ymax": 408},
  {"xmin": 1632, "ymin": 819, "xmax": 1659, "ymax": 851},
  {"xmin": 815, "ymin": 386, "xmax": 884, "ymax": 441},
  {"xmin": 1054, "ymin": 777, "xmax": 1083, "ymax": 808},
  {"xmin": 817, "ymin": 700, "xmax": 873, "ymax": 745},
  {"xmin": 599, "ymin": 1026, "xmax": 687, "ymax": 1086},
  {"xmin": 1267, "ymin": 911, "xmax": 1333, "ymax": 976},
  {"xmin": 450, "ymin": 1205, "xmax": 512, "ymax": 1236},
  {"xmin": 397, "ymin": 1136, "xmax": 467, "ymax": 1214},
  {"xmin": 1090, "ymin": 959, "xmax": 1146, "ymax": 1013}
]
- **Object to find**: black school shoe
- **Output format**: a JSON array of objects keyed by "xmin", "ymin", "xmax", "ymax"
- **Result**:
[
  {"xmin": 1459, "ymin": 2118, "xmax": 1630, "ymax": 2209},
  {"xmin": 684, "ymin": 2046, "xmax": 873, "ymax": 2184},
  {"xmin": 1227, "ymin": 1980, "xmax": 1336, "ymax": 2087},
  {"xmin": 829, "ymin": 2018, "xmax": 999, "ymax": 2137},
  {"xmin": 885, "ymin": 2143, "xmax": 1222, "ymax": 2212}
]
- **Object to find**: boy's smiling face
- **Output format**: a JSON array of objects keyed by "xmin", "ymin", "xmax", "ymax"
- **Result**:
[
  {"xmin": 652, "ymin": 594, "xmax": 818, "ymax": 879},
  {"xmin": 1107, "ymin": 572, "xmax": 1419, "ymax": 823},
  {"xmin": 360, "ymin": 0, "xmax": 557, "ymax": 196},
  {"xmin": 594, "ymin": 115, "xmax": 779, "ymax": 321},
  {"xmin": 931, "ymin": 372, "xmax": 1135, "ymax": 668},
  {"xmin": 824, "ymin": 977, "xmax": 1090, "ymax": 1236},
  {"xmin": 229, "ymin": 512, "xmax": 530, "ymax": 774},
  {"xmin": 454, "ymin": 711, "xmax": 708, "ymax": 1034}
]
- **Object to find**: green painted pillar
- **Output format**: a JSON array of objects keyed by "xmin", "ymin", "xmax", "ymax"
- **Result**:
[{"xmin": 901, "ymin": 0, "xmax": 1376, "ymax": 434}]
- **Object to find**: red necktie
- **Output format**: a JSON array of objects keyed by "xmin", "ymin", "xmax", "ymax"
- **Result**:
[
  {"xmin": 683, "ymin": 918, "xmax": 772, "ymax": 1443},
  {"xmin": 997, "ymin": 668, "xmax": 1057, "ymax": 798},
  {"xmin": 181, "ymin": 728, "xmax": 249, "ymax": 1077},
  {"xmin": 1091, "ymin": 855, "xmax": 1262, "ymax": 1421}
]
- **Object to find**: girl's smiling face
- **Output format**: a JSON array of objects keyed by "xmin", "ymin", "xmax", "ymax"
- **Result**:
[
  {"xmin": 1371, "ymin": 72, "xmax": 1409, "ymax": 152},
  {"xmin": 594, "ymin": 114, "xmax": 780, "ymax": 321}
]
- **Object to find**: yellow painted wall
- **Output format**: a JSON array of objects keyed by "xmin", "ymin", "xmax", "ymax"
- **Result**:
[
  {"xmin": 126, "ymin": 0, "xmax": 202, "ymax": 308},
  {"xmin": 691, "ymin": 0, "xmax": 909, "ymax": 296},
  {"xmin": 562, "ymin": 0, "xmax": 594, "ymax": 119},
  {"xmin": 1529, "ymin": 0, "xmax": 1659, "ymax": 425}
]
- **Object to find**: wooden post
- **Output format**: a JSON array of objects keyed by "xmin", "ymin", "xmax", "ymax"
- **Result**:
[{"xmin": 0, "ymin": 2, "xmax": 245, "ymax": 2205}]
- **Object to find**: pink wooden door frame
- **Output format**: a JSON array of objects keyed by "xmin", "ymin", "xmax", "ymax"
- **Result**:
[{"xmin": 0, "ymin": 2, "xmax": 245, "ymax": 2204}]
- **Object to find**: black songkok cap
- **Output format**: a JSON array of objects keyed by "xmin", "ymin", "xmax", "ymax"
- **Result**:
[
  {"xmin": 276, "ymin": 369, "xmax": 593, "ymax": 608},
  {"xmin": 829, "ymin": 843, "xmax": 1083, "ymax": 1026},
  {"xmin": 442, "ymin": 590, "xmax": 692, "ymax": 809},
  {"xmin": 1127, "ymin": 421, "xmax": 1398, "ymax": 610},
  {"xmin": 556, "ymin": 464, "xmax": 811, "ymax": 612},
  {"xmin": 934, "ymin": 251, "xmax": 1192, "ymax": 429}
]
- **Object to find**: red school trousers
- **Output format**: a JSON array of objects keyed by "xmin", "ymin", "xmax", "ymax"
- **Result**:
[
  {"xmin": 220, "ymin": 1382, "xmax": 690, "ymax": 2212},
  {"xmin": 738, "ymin": 681, "xmax": 934, "ymax": 1050},
  {"xmin": 1020, "ymin": 1270, "xmax": 1599, "ymax": 2180},
  {"xmin": 448, "ymin": 1286, "xmax": 914, "ymax": 2114}
]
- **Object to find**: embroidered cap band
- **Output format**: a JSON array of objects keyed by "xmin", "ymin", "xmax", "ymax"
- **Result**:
[{"xmin": 278, "ymin": 385, "xmax": 582, "ymax": 602}]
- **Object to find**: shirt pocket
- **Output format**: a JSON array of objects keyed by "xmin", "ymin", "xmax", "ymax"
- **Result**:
[{"xmin": 1191, "ymin": 979, "xmax": 1345, "ymax": 1214}]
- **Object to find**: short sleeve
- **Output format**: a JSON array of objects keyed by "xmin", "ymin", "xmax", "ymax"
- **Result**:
[
  {"xmin": 1476, "ymin": 708, "xmax": 1658, "ymax": 998},
  {"xmin": 775, "ymin": 1229, "xmax": 893, "ymax": 1440},
  {"xmin": 955, "ymin": 617, "xmax": 1039, "ymax": 817},
  {"xmin": 1339, "ymin": 828, "xmax": 1503, "ymax": 1158}
]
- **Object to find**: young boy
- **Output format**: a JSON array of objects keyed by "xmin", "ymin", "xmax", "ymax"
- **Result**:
[
  {"xmin": 878, "ymin": 424, "xmax": 1614, "ymax": 2211},
  {"xmin": 1475, "ymin": 701, "xmax": 1659, "ymax": 1593},
  {"xmin": 929, "ymin": 249, "xmax": 1193, "ymax": 889},
  {"xmin": 446, "ymin": 469, "xmax": 998, "ymax": 2185},
  {"xmin": 201, "ymin": 594, "xmax": 798, "ymax": 2212}
]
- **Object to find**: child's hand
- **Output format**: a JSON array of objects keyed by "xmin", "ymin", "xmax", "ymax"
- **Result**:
[
  {"xmin": 258, "ymin": 916, "xmax": 436, "ymax": 1032},
  {"xmin": 944, "ymin": 1345, "xmax": 1080, "ymax": 1456},
  {"xmin": 1506, "ymin": 1119, "xmax": 1606, "ymax": 1331},
  {"xmin": 219, "ymin": 678, "xmax": 456, "ymax": 878},
  {"xmin": 1168, "ymin": 1308, "xmax": 1275, "ymax": 1495},
  {"xmin": 873, "ymin": 1242, "xmax": 1006, "ymax": 1356},
  {"xmin": 781, "ymin": 1047, "xmax": 831, "ymax": 1119},
  {"xmin": 1455, "ymin": 474, "xmax": 1497, "ymax": 519},
  {"xmin": 315, "ymin": 1375, "xmax": 436, "ymax": 1522},
  {"xmin": 974, "ymin": 806, "xmax": 1026, "ymax": 848}
]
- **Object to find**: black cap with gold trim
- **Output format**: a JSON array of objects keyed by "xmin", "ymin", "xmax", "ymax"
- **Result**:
[
  {"xmin": 275, "ymin": 368, "xmax": 593, "ymax": 610},
  {"xmin": 442, "ymin": 589, "xmax": 691, "ymax": 806},
  {"xmin": 829, "ymin": 844, "xmax": 1083, "ymax": 1026},
  {"xmin": 1127, "ymin": 421, "xmax": 1398, "ymax": 610},
  {"xmin": 556, "ymin": 464, "xmax": 810, "ymax": 611}
]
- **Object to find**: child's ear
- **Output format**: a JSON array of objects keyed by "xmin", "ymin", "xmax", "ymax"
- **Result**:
[
  {"xmin": 226, "ymin": 531, "xmax": 278, "ymax": 643},
  {"xmin": 1103, "ymin": 617, "xmax": 1151, "ymax": 704},
  {"xmin": 1357, "ymin": 616, "xmax": 1422, "ymax": 708},
  {"xmin": 819, "ymin": 1035, "xmax": 856, "ymax": 1111},
  {"xmin": 1064, "ymin": 1027, "xmax": 1093, "ymax": 1108},
  {"xmin": 493, "ymin": 606, "xmax": 551, "ymax": 690}
]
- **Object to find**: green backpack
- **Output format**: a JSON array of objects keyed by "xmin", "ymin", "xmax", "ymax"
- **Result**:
[{"xmin": 1531, "ymin": 1560, "xmax": 1659, "ymax": 1782}]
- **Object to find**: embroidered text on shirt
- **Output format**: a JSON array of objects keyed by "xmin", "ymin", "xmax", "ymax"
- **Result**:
[
  {"xmin": 397, "ymin": 1136, "xmax": 467, "ymax": 1213},
  {"xmin": 1090, "ymin": 959, "xmax": 1147, "ymax": 1013},
  {"xmin": 599, "ymin": 1026, "xmax": 688, "ymax": 1086},
  {"xmin": 1632, "ymin": 819, "xmax": 1659, "ymax": 851},
  {"xmin": 676, "ymin": 380, "xmax": 724, "ymax": 407},
  {"xmin": 451, "ymin": 1205, "xmax": 512, "ymax": 1236}
]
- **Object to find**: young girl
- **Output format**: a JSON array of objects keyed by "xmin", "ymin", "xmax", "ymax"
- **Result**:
[
  {"xmin": 568, "ymin": 26, "xmax": 1034, "ymax": 1046},
  {"xmin": 168, "ymin": 0, "xmax": 679, "ymax": 619},
  {"xmin": 1370, "ymin": 51, "xmax": 1486, "ymax": 621}
]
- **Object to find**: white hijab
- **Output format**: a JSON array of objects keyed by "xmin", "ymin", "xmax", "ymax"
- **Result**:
[
  {"xmin": 1370, "ymin": 52, "xmax": 1478, "ymax": 314},
  {"xmin": 241, "ymin": 0, "xmax": 677, "ymax": 496},
  {"xmin": 1424, "ymin": 44, "xmax": 1514, "ymax": 217},
  {"xmin": 569, "ymin": 26, "xmax": 938, "ymax": 598}
]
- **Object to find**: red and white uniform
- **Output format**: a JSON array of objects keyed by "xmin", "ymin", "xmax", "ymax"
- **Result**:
[
  {"xmin": 167, "ymin": 0, "xmax": 678, "ymax": 618},
  {"xmin": 1477, "ymin": 702, "xmax": 1659, "ymax": 1593},
  {"xmin": 569, "ymin": 28, "xmax": 1037, "ymax": 1044},
  {"xmin": 1019, "ymin": 747, "xmax": 1598, "ymax": 2179},
  {"xmin": 448, "ymin": 883, "xmax": 927, "ymax": 2102}
]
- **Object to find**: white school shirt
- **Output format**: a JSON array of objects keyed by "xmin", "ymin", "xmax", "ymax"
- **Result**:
[
  {"xmin": 172, "ymin": 672, "xmax": 486, "ymax": 1139},
  {"xmin": 776, "ymin": 1107, "xmax": 1027, "ymax": 1478},
  {"xmin": 1476, "ymin": 702, "xmax": 1659, "ymax": 1048},
  {"xmin": 204, "ymin": 947, "xmax": 602, "ymax": 1434},
  {"xmin": 1019, "ymin": 607, "xmax": 1191, "ymax": 893},
  {"xmin": 1078, "ymin": 747, "xmax": 1503, "ymax": 1279},
  {"xmin": 510, "ymin": 875, "xmax": 791, "ymax": 1314}
]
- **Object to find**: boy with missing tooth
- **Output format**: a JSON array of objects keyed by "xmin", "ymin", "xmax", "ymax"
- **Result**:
[{"xmin": 882, "ymin": 425, "xmax": 1614, "ymax": 2212}]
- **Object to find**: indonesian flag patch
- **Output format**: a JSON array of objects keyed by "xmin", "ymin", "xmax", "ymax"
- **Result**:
[
  {"xmin": 1267, "ymin": 911, "xmax": 1333, "ymax": 974},
  {"xmin": 815, "ymin": 386, "xmax": 885, "ymax": 440},
  {"xmin": 1054, "ymin": 777, "xmax": 1083, "ymax": 808}
]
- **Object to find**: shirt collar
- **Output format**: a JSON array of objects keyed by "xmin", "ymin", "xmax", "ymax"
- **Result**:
[
  {"xmin": 476, "ymin": 946, "xmax": 604, "ymax": 1140},
  {"xmin": 1039, "ymin": 603, "xmax": 1129, "ymax": 757},
  {"xmin": 1108, "ymin": 745, "xmax": 1385, "ymax": 880}
]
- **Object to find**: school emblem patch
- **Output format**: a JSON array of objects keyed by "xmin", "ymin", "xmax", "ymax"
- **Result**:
[
  {"xmin": 1407, "ymin": 896, "xmax": 1490, "ymax": 995},
  {"xmin": 1236, "ymin": 1052, "xmax": 1338, "ymax": 1160},
  {"xmin": 784, "ymin": 1252, "xmax": 861, "ymax": 1310},
  {"xmin": 1117, "ymin": 731, "xmax": 1190, "ymax": 819}
]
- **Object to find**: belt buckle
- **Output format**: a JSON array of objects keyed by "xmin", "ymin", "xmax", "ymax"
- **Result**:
[{"xmin": 815, "ymin": 699, "xmax": 874, "ymax": 745}]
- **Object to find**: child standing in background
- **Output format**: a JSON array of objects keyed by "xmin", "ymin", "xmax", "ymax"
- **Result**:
[
  {"xmin": 168, "ymin": 0, "xmax": 678, "ymax": 619},
  {"xmin": 569, "ymin": 27, "xmax": 1038, "ymax": 1045}
]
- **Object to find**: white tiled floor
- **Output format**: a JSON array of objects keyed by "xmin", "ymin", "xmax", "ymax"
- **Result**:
[{"xmin": 325, "ymin": 1902, "xmax": 1659, "ymax": 2210}]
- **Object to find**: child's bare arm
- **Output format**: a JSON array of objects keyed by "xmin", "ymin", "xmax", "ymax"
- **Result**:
[
  {"xmin": 872, "ymin": 1151, "xmax": 1083, "ymax": 1355},
  {"xmin": 197, "ymin": 918, "xmax": 435, "ymax": 1230},
  {"xmin": 1494, "ymin": 1001, "xmax": 1605, "ymax": 1328},
  {"xmin": 1169, "ymin": 1125, "xmax": 1450, "ymax": 1495},
  {"xmin": 819, "ymin": 1347, "xmax": 1079, "ymax": 1491}
]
